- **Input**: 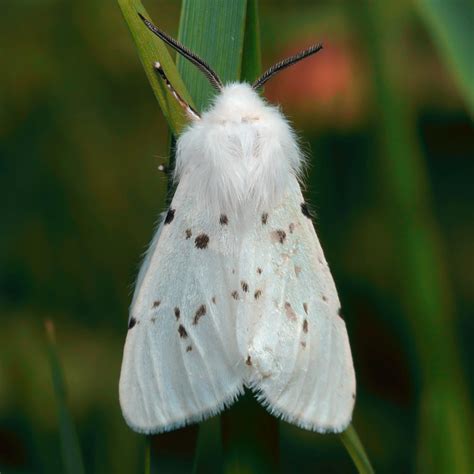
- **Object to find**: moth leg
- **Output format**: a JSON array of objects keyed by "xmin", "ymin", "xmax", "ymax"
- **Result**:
[{"xmin": 153, "ymin": 61, "xmax": 200, "ymax": 120}]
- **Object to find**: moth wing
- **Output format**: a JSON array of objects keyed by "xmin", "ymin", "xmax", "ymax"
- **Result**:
[
  {"xmin": 119, "ymin": 175, "xmax": 244, "ymax": 433},
  {"xmin": 237, "ymin": 177, "xmax": 355, "ymax": 433}
]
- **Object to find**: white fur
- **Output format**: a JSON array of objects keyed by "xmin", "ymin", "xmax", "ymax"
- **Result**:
[
  {"xmin": 175, "ymin": 83, "xmax": 303, "ymax": 217},
  {"xmin": 119, "ymin": 82, "xmax": 355, "ymax": 434}
]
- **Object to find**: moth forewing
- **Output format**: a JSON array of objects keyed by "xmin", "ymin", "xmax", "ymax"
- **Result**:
[
  {"xmin": 237, "ymin": 177, "xmax": 355, "ymax": 432},
  {"xmin": 119, "ymin": 184, "xmax": 244, "ymax": 434}
]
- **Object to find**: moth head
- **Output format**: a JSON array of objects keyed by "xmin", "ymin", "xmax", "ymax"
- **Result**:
[
  {"xmin": 138, "ymin": 13, "xmax": 323, "ymax": 93},
  {"xmin": 206, "ymin": 83, "xmax": 268, "ymax": 124}
]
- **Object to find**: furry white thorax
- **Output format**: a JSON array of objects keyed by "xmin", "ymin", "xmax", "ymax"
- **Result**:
[{"xmin": 175, "ymin": 83, "xmax": 304, "ymax": 217}]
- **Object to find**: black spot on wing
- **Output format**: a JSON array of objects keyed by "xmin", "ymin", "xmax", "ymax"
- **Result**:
[
  {"xmin": 186, "ymin": 345, "xmax": 193, "ymax": 352},
  {"xmin": 301, "ymin": 202, "xmax": 311, "ymax": 218},
  {"xmin": 231, "ymin": 290, "xmax": 239, "ymax": 300},
  {"xmin": 271, "ymin": 229, "xmax": 287, "ymax": 244},
  {"xmin": 219, "ymin": 214, "xmax": 228, "ymax": 225},
  {"xmin": 241, "ymin": 281, "xmax": 249, "ymax": 292},
  {"xmin": 128, "ymin": 317, "xmax": 137, "ymax": 330},
  {"xmin": 261, "ymin": 213, "xmax": 268, "ymax": 224},
  {"xmin": 178, "ymin": 325, "xmax": 188, "ymax": 338},
  {"xmin": 193, "ymin": 304, "xmax": 206, "ymax": 325},
  {"xmin": 246, "ymin": 355, "xmax": 252, "ymax": 366},
  {"xmin": 174, "ymin": 307, "xmax": 180, "ymax": 320},
  {"xmin": 303, "ymin": 319, "xmax": 309, "ymax": 333},
  {"xmin": 254, "ymin": 289, "xmax": 262, "ymax": 299},
  {"xmin": 185, "ymin": 229, "xmax": 192, "ymax": 239},
  {"xmin": 164, "ymin": 208, "xmax": 175, "ymax": 224},
  {"xmin": 257, "ymin": 267, "xmax": 263, "ymax": 274},
  {"xmin": 152, "ymin": 300, "xmax": 161, "ymax": 309},
  {"xmin": 195, "ymin": 234, "xmax": 209, "ymax": 249}
]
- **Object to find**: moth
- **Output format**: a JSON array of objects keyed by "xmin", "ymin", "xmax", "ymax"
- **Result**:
[{"xmin": 119, "ymin": 14, "xmax": 356, "ymax": 434}]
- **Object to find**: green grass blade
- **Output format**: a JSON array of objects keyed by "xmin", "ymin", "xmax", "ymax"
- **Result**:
[
  {"xmin": 240, "ymin": 0, "xmax": 262, "ymax": 83},
  {"xmin": 45, "ymin": 320, "xmax": 85, "ymax": 474},
  {"xmin": 357, "ymin": 1, "xmax": 473, "ymax": 472},
  {"xmin": 340, "ymin": 425, "xmax": 374, "ymax": 474},
  {"xmin": 177, "ymin": 0, "xmax": 248, "ymax": 110},
  {"xmin": 116, "ymin": 0, "xmax": 195, "ymax": 134},
  {"xmin": 416, "ymin": 0, "xmax": 474, "ymax": 116}
]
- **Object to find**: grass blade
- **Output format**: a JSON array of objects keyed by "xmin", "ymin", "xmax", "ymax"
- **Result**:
[
  {"xmin": 45, "ymin": 320, "xmax": 85, "ymax": 474},
  {"xmin": 177, "ymin": 0, "xmax": 248, "ymax": 110},
  {"xmin": 240, "ymin": 0, "xmax": 262, "ymax": 83},
  {"xmin": 144, "ymin": 436, "xmax": 151, "ymax": 474},
  {"xmin": 340, "ymin": 425, "xmax": 374, "ymax": 474},
  {"xmin": 416, "ymin": 0, "xmax": 474, "ymax": 115},
  {"xmin": 116, "ymin": 0, "xmax": 195, "ymax": 134}
]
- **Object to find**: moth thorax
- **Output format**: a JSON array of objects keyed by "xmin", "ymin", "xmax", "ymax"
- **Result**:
[{"xmin": 175, "ymin": 84, "xmax": 303, "ymax": 219}]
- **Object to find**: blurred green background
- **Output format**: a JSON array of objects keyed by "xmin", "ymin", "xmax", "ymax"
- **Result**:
[{"xmin": 1, "ymin": 0, "xmax": 473, "ymax": 473}]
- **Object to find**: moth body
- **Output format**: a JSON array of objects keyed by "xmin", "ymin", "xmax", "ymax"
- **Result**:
[{"xmin": 119, "ymin": 16, "xmax": 356, "ymax": 435}]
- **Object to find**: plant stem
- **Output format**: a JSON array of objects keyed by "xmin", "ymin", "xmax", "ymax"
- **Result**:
[
  {"xmin": 144, "ymin": 436, "xmax": 151, "ymax": 474},
  {"xmin": 45, "ymin": 320, "xmax": 85, "ymax": 474},
  {"xmin": 340, "ymin": 425, "xmax": 374, "ymax": 474}
]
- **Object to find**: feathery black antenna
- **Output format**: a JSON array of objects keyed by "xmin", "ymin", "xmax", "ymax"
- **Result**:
[
  {"xmin": 253, "ymin": 43, "xmax": 323, "ymax": 90},
  {"xmin": 138, "ymin": 13, "xmax": 223, "ymax": 91}
]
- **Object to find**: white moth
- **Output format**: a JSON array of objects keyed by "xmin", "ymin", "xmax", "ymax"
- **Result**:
[{"xmin": 119, "ymin": 15, "xmax": 356, "ymax": 434}]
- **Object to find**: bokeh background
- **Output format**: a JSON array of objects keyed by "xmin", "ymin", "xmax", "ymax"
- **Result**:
[{"xmin": 1, "ymin": 0, "xmax": 473, "ymax": 473}]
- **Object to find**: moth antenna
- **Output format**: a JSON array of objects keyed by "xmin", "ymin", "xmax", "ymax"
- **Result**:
[
  {"xmin": 252, "ymin": 43, "xmax": 323, "ymax": 90},
  {"xmin": 138, "ymin": 13, "xmax": 223, "ymax": 91},
  {"xmin": 153, "ymin": 61, "xmax": 201, "ymax": 120}
]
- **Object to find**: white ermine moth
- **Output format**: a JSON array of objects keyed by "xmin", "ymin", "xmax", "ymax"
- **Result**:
[{"xmin": 119, "ymin": 14, "xmax": 356, "ymax": 434}]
